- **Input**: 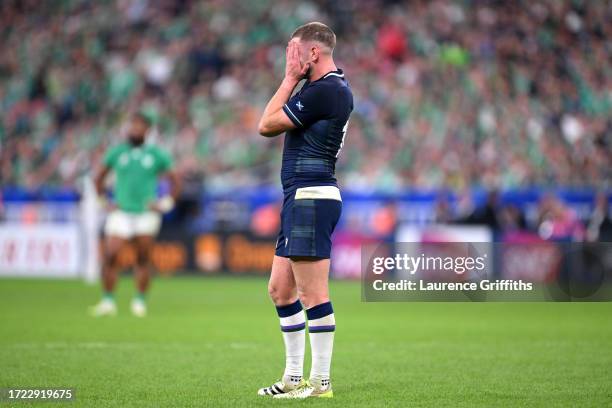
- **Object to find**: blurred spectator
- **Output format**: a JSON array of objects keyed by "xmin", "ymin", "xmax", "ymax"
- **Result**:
[
  {"xmin": 433, "ymin": 192, "xmax": 454, "ymax": 223},
  {"xmin": 498, "ymin": 205, "xmax": 528, "ymax": 234},
  {"xmin": 537, "ymin": 194, "xmax": 585, "ymax": 241},
  {"xmin": 459, "ymin": 190, "xmax": 501, "ymax": 231},
  {"xmin": 587, "ymin": 193, "xmax": 612, "ymax": 242},
  {"xmin": 0, "ymin": 0, "xmax": 611, "ymax": 192}
]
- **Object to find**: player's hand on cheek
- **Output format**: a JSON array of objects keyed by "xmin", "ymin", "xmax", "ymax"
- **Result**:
[{"xmin": 284, "ymin": 41, "xmax": 309, "ymax": 82}]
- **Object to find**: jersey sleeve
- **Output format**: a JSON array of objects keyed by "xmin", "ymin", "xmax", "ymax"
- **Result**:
[
  {"xmin": 283, "ymin": 84, "xmax": 335, "ymax": 129},
  {"xmin": 102, "ymin": 145, "xmax": 121, "ymax": 168},
  {"xmin": 155, "ymin": 147, "xmax": 173, "ymax": 173}
]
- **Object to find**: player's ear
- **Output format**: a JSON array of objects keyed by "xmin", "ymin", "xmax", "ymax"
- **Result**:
[{"xmin": 311, "ymin": 45, "xmax": 319, "ymax": 62}]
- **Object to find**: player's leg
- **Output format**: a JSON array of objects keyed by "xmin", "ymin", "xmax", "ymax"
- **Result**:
[
  {"xmin": 291, "ymin": 258, "xmax": 334, "ymax": 397},
  {"xmin": 268, "ymin": 255, "xmax": 298, "ymax": 305},
  {"xmin": 129, "ymin": 211, "xmax": 161, "ymax": 317},
  {"xmin": 90, "ymin": 236, "xmax": 125, "ymax": 316},
  {"xmin": 273, "ymin": 197, "xmax": 341, "ymax": 399},
  {"xmin": 131, "ymin": 234, "xmax": 154, "ymax": 317},
  {"xmin": 133, "ymin": 235, "xmax": 154, "ymax": 295},
  {"xmin": 102, "ymin": 235, "xmax": 126, "ymax": 294},
  {"xmin": 291, "ymin": 258, "xmax": 330, "ymax": 308},
  {"xmin": 274, "ymin": 258, "xmax": 335, "ymax": 399},
  {"xmin": 258, "ymin": 255, "xmax": 307, "ymax": 396},
  {"xmin": 91, "ymin": 211, "xmax": 130, "ymax": 316},
  {"xmin": 271, "ymin": 256, "xmax": 305, "ymax": 388}
]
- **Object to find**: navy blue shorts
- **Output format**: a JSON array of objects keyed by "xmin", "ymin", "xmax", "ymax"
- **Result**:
[{"xmin": 275, "ymin": 191, "xmax": 342, "ymax": 259}]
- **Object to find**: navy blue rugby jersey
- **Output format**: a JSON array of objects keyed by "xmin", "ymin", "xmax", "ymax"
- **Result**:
[{"xmin": 281, "ymin": 69, "xmax": 353, "ymax": 194}]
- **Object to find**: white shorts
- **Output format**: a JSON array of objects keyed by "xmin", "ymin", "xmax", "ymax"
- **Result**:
[{"xmin": 104, "ymin": 210, "xmax": 161, "ymax": 239}]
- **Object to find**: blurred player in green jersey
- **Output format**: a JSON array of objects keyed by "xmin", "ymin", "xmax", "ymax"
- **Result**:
[{"xmin": 90, "ymin": 113, "xmax": 180, "ymax": 317}]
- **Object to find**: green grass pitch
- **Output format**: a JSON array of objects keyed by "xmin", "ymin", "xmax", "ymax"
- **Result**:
[{"xmin": 1, "ymin": 276, "xmax": 611, "ymax": 407}]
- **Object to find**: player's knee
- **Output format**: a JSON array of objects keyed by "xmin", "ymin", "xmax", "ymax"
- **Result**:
[
  {"xmin": 105, "ymin": 247, "xmax": 120, "ymax": 266},
  {"xmin": 268, "ymin": 283, "xmax": 293, "ymax": 305},
  {"xmin": 267, "ymin": 283, "xmax": 281, "ymax": 303},
  {"xmin": 136, "ymin": 248, "xmax": 150, "ymax": 267}
]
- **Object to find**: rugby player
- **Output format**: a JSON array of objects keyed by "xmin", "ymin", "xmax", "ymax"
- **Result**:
[
  {"xmin": 90, "ymin": 113, "xmax": 179, "ymax": 317},
  {"xmin": 257, "ymin": 22, "xmax": 353, "ymax": 399}
]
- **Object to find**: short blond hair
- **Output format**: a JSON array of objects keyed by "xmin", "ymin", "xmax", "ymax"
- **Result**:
[{"xmin": 291, "ymin": 22, "xmax": 336, "ymax": 52}]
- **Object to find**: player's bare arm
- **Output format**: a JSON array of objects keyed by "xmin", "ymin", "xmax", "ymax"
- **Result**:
[
  {"xmin": 166, "ymin": 170, "xmax": 181, "ymax": 201},
  {"xmin": 94, "ymin": 165, "xmax": 110, "ymax": 197},
  {"xmin": 94, "ymin": 164, "xmax": 116, "ymax": 211},
  {"xmin": 150, "ymin": 169, "xmax": 181, "ymax": 213},
  {"xmin": 258, "ymin": 41, "xmax": 309, "ymax": 137}
]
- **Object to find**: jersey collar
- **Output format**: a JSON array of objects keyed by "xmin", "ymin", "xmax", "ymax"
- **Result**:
[
  {"xmin": 303, "ymin": 69, "xmax": 344, "ymax": 88},
  {"xmin": 322, "ymin": 69, "xmax": 344, "ymax": 79}
]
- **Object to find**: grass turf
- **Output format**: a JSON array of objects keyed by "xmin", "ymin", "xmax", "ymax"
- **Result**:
[{"xmin": 0, "ymin": 276, "xmax": 611, "ymax": 407}]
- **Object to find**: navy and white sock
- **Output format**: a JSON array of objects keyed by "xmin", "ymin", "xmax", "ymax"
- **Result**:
[
  {"xmin": 306, "ymin": 301, "xmax": 335, "ymax": 387},
  {"xmin": 276, "ymin": 300, "xmax": 305, "ymax": 381}
]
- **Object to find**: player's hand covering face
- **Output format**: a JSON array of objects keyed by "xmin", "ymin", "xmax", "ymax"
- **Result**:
[{"xmin": 285, "ymin": 40, "xmax": 310, "ymax": 81}]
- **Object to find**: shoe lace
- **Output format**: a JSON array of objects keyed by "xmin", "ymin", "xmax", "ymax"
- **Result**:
[{"xmin": 284, "ymin": 381, "xmax": 312, "ymax": 397}]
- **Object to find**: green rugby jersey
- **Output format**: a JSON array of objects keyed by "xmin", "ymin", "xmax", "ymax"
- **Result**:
[{"xmin": 103, "ymin": 143, "xmax": 173, "ymax": 213}]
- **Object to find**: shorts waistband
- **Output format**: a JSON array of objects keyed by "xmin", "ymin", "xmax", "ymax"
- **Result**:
[{"xmin": 294, "ymin": 186, "xmax": 342, "ymax": 201}]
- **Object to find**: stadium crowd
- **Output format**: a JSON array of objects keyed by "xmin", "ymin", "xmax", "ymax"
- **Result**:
[{"xmin": 1, "ymin": 0, "xmax": 610, "ymax": 192}]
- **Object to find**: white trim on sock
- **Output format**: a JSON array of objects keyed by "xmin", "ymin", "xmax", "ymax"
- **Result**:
[
  {"xmin": 280, "ymin": 310, "xmax": 305, "ymax": 327},
  {"xmin": 307, "ymin": 313, "xmax": 335, "ymax": 327}
]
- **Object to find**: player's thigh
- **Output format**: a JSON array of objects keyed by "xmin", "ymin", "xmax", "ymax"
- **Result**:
[
  {"xmin": 103, "ymin": 235, "xmax": 127, "ymax": 265},
  {"xmin": 290, "ymin": 257, "xmax": 330, "ymax": 308},
  {"xmin": 268, "ymin": 255, "xmax": 297, "ymax": 304},
  {"xmin": 133, "ymin": 235, "xmax": 155, "ymax": 250},
  {"xmin": 133, "ymin": 235, "xmax": 155, "ymax": 263}
]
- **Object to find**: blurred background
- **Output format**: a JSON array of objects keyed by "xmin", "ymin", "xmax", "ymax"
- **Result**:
[{"xmin": 0, "ymin": 0, "xmax": 610, "ymax": 280}]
